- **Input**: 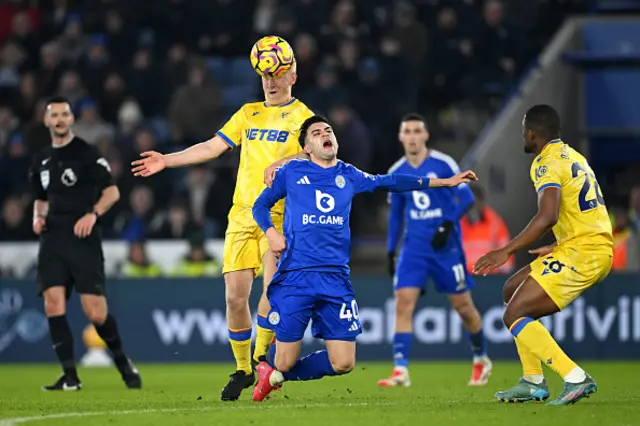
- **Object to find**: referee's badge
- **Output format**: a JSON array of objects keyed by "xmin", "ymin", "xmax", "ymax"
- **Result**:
[
  {"xmin": 335, "ymin": 175, "xmax": 346, "ymax": 189},
  {"xmin": 40, "ymin": 170, "xmax": 50, "ymax": 190},
  {"xmin": 268, "ymin": 311, "xmax": 280, "ymax": 326}
]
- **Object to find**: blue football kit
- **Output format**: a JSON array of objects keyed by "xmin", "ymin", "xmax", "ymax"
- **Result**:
[
  {"xmin": 253, "ymin": 159, "xmax": 433, "ymax": 343},
  {"xmin": 388, "ymin": 150, "xmax": 476, "ymax": 294}
]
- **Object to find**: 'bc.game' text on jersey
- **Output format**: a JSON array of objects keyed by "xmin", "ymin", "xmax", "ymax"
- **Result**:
[
  {"xmin": 387, "ymin": 150, "xmax": 475, "ymax": 255},
  {"xmin": 216, "ymin": 98, "xmax": 314, "ymax": 213}
]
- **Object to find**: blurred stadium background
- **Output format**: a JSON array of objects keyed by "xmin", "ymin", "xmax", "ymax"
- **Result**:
[{"xmin": 1, "ymin": 0, "xmax": 640, "ymax": 367}]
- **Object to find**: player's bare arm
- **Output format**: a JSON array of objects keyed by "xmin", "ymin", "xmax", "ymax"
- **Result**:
[
  {"xmin": 473, "ymin": 187, "xmax": 560, "ymax": 275},
  {"xmin": 529, "ymin": 241, "xmax": 558, "ymax": 257},
  {"xmin": 264, "ymin": 152, "xmax": 310, "ymax": 187},
  {"xmin": 131, "ymin": 135, "xmax": 230, "ymax": 177},
  {"xmin": 33, "ymin": 199, "xmax": 48, "ymax": 235},
  {"xmin": 74, "ymin": 185, "xmax": 120, "ymax": 239},
  {"xmin": 429, "ymin": 170, "xmax": 478, "ymax": 188}
]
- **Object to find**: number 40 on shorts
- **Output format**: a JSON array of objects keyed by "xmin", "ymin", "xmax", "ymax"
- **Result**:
[{"xmin": 339, "ymin": 300, "xmax": 360, "ymax": 321}]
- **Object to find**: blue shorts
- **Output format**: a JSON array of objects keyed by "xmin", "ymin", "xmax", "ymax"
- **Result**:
[
  {"xmin": 267, "ymin": 271, "xmax": 362, "ymax": 343},
  {"xmin": 394, "ymin": 250, "xmax": 475, "ymax": 294}
]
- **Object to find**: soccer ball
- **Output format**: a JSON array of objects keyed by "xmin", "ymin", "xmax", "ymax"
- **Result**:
[{"xmin": 250, "ymin": 35, "xmax": 295, "ymax": 78}]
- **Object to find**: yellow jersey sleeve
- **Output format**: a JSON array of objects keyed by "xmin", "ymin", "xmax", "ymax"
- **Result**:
[
  {"xmin": 216, "ymin": 106, "xmax": 246, "ymax": 149},
  {"xmin": 530, "ymin": 156, "xmax": 564, "ymax": 193}
]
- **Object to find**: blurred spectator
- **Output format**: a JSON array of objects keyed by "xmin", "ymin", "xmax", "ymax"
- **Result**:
[
  {"xmin": 102, "ymin": 10, "xmax": 135, "ymax": 65},
  {"xmin": 150, "ymin": 198, "xmax": 197, "ymax": 240},
  {"xmin": 14, "ymin": 72, "xmax": 39, "ymax": 122},
  {"xmin": 293, "ymin": 33, "xmax": 318, "ymax": 93},
  {"xmin": 57, "ymin": 14, "xmax": 88, "ymax": 64},
  {"xmin": 303, "ymin": 63, "xmax": 348, "ymax": 115},
  {"xmin": 169, "ymin": 60, "xmax": 221, "ymax": 142},
  {"xmin": 460, "ymin": 185, "xmax": 514, "ymax": 274},
  {"xmin": 38, "ymin": 41, "xmax": 63, "ymax": 96},
  {"xmin": 0, "ymin": 40, "xmax": 26, "ymax": 90},
  {"xmin": 56, "ymin": 70, "xmax": 87, "ymax": 105},
  {"xmin": 170, "ymin": 234, "xmax": 222, "ymax": 277},
  {"xmin": 114, "ymin": 185, "xmax": 162, "ymax": 241},
  {"xmin": 0, "ymin": 196, "xmax": 32, "ymax": 241},
  {"xmin": 23, "ymin": 99, "xmax": 50, "ymax": 154},
  {"xmin": 0, "ymin": 105, "xmax": 20, "ymax": 150},
  {"xmin": 320, "ymin": 0, "xmax": 368, "ymax": 52},
  {"xmin": 629, "ymin": 186, "xmax": 640, "ymax": 231},
  {"xmin": 79, "ymin": 34, "xmax": 111, "ymax": 96},
  {"xmin": 611, "ymin": 206, "xmax": 639, "ymax": 271},
  {"xmin": 166, "ymin": 43, "xmax": 189, "ymax": 91},
  {"xmin": 126, "ymin": 49, "xmax": 168, "ymax": 117},
  {"xmin": 253, "ymin": 0, "xmax": 278, "ymax": 35},
  {"xmin": 293, "ymin": 0, "xmax": 328, "ymax": 36},
  {"xmin": 72, "ymin": 99, "xmax": 115, "ymax": 144},
  {"xmin": 116, "ymin": 99, "xmax": 143, "ymax": 138},
  {"xmin": 100, "ymin": 71, "xmax": 127, "ymax": 124},
  {"xmin": 328, "ymin": 105, "xmax": 372, "ymax": 171},
  {"xmin": 118, "ymin": 240, "xmax": 162, "ymax": 278},
  {"xmin": 9, "ymin": 10, "xmax": 40, "ymax": 60},
  {"xmin": 389, "ymin": 2, "xmax": 427, "ymax": 75},
  {"xmin": 336, "ymin": 37, "xmax": 360, "ymax": 86}
]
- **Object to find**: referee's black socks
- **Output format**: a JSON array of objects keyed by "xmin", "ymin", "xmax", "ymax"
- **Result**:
[
  {"xmin": 48, "ymin": 315, "xmax": 78, "ymax": 380},
  {"xmin": 93, "ymin": 314, "xmax": 128, "ymax": 367}
]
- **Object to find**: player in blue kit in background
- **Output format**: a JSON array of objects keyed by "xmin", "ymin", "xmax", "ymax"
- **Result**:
[
  {"xmin": 251, "ymin": 115, "xmax": 477, "ymax": 401},
  {"xmin": 378, "ymin": 114, "xmax": 492, "ymax": 388}
]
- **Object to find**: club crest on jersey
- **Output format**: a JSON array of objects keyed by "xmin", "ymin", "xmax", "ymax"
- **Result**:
[
  {"xmin": 61, "ymin": 168, "xmax": 77, "ymax": 187},
  {"xmin": 535, "ymin": 165, "xmax": 547, "ymax": 180},
  {"xmin": 40, "ymin": 170, "xmax": 50, "ymax": 190},
  {"xmin": 335, "ymin": 175, "xmax": 346, "ymax": 189},
  {"xmin": 268, "ymin": 311, "xmax": 280, "ymax": 326}
]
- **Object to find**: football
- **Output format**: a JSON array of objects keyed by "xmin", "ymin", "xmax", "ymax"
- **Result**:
[{"xmin": 250, "ymin": 35, "xmax": 295, "ymax": 78}]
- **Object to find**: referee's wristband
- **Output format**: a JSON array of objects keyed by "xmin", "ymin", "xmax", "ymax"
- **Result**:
[{"xmin": 91, "ymin": 209, "xmax": 100, "ymax": 218}]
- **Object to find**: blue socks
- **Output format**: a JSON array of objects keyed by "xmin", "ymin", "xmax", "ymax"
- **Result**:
[
  {"xmin": 467, "ymin": 328, "xmax": 487, "ymax": 357},
  {"xmin": 393, "ymin": 332, "xmax": 412, "ymax": 368},
  {"xmin": 266, "ymin": 345, "xmax": 337, "ymax": 381}
]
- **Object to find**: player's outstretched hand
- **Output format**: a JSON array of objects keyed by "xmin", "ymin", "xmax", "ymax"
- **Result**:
[
  {"xmin": 447, "ymin": 170, "xmax": 477, "ymax": 187},
  {"xmin": 131, "ymin": 151, "xmax": 167, "ymax": 177},
  {"xmin": 33, "ymin": 216, "xmax": 46, "ymax": 235},
  {"xmin": 266, "ymin": 228, "xmax": 286, "ymax": 259},
  {"xmin": 472, "ymin": 248, "xmax": 509, "ymax": 276},
  {"xmin": 529, "ymin": 244, "xmax": 555, "ymax": 257}
]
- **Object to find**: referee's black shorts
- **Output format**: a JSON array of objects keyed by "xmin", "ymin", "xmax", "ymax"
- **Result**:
[{"xmin": 37, "ymin": 229, "xmax": 106, "ymax": 299}]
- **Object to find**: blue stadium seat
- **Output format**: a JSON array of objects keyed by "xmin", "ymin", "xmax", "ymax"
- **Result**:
[
  {"xmin": 220, "ymin": 85, "xmax": 258, "ymax": 110},
  {"xmin": 228, "ymin": 57, "xmax": 258, "ymax": 86},
  {"xmin": 206, "ymin": 56, "xmax": 228, "ymax": 85}
]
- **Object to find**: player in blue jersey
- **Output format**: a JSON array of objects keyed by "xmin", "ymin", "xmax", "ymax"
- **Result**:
[
  {"xmin": 378, "ymin": 113, "xmax": 492, "ymax": 388},
  {"xmin": 251, "ymin": 115, "xmax": 476, "ymax": 401}
]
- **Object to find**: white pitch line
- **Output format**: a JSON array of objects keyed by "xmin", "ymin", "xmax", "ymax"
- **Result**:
[{"xmin": 0, "ymin": 401, "xmax": 401, "ymax": 425}]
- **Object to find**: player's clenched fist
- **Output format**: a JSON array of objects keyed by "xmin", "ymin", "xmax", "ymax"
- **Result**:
[
  {"xmin": 131, "ymin": 151, "xmax": 167, "ymax": 177},
  {"xmin": 33, "ymin": 216, "xmax": 46, "ymax": 235},
  {"xmin": 266, "ymin": 227, "xmax": 286, "ymax": 259}
]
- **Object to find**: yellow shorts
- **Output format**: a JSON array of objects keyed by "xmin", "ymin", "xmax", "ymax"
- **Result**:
[
  {"xmin": 529, "ymin": 244, "xmax": 612, "ymax": 310},
  {"xmin": 222, "ymin": 205, "xmax": 283, "ymax": 276}
]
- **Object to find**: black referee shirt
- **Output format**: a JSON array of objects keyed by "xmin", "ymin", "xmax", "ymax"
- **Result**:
[{"xmin": 29, "ymin": 137, "xmax": 114, "ymax": 230}]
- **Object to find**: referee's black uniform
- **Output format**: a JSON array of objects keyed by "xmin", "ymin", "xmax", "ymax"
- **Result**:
[
  {"xmin": 30, "ymin": 136, "xmax": 110, "ymax": 296},
  {"xmin": 30, "ymin": 135, "xmax": 141, "ymax": 391}
]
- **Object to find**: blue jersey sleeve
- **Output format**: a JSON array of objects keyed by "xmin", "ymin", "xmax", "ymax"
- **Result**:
[
  {"xmin": 453, "ymin": 183, "xmax": 475, "ymax": 220},
  {"xmin": 387, "ymin": 192, "xmax": 405, "ymax": 253},
  {"xmin": 252, "ymin": 167, "xmax": 288, "ymax": 233},
  {"xmin": 350, "ymin": 165, "xmax": 430, "ymax": 194}
]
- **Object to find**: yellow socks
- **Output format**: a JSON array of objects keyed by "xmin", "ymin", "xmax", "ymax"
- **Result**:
[
  {"xmin": 228, "ymin": 327, "xmax": 252, "ymax": 374},
  {"xmin": 510, "ymin": 317, "xmax": 577, "ymax": 378},
  {"xmin": 253, "ymin": 315, "xmax": 275, "ymax": 363}
]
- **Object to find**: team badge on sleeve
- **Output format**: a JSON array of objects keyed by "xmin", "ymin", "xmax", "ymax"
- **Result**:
[{"xmin": 40, "ymin": 170, "xmax": 50, "ymax": 190}]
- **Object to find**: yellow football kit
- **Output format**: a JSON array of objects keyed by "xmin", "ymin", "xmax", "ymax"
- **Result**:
[
  {"xmin": 528, "ymin": 139, "xmax": 613, "ymax": 309},
  {"xmin": 217, "ymin": 98, "xmax": 313, "ymax": 275}
]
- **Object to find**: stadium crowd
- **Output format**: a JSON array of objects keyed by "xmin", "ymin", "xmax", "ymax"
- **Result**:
[{"xmin": 3, "ymin": 0, "xmax": 620, "ymax": 256}]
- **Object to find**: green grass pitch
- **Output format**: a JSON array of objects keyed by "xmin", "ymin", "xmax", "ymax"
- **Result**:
[{"xmin": 1, "ymin": 362, "xmax": 639, "ymax": 426}]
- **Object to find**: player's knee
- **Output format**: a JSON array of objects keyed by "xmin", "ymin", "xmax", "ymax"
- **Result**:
[
  {"xmin": 44, "ymin": 296, "xmax": 65, "ymax": 317},
  {"xmin": 84, "ymin": 306, "xmax": 107, "ymax": 324},
  {"xmin": 502, "ymin": 309, "xmax": 517, "ymax": 329},
  {"xmin": 330, "ymin": 357, "xmax": 355, "ymax": 374},
  {"xmin": 225, "ymin": 293, "xmax": 249, "ymax": 315},
  {"xmin": 395, "ymin": 293, "xmax": 417, "ymax": 317},
  {"xmin": 274, "ymin": 355, "xmax": 296, "ymax": 372}
]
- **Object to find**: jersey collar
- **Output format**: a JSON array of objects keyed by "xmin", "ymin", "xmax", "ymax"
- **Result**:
[{"xmin": 263, "ymin": 97, "xmax": 297, "ymax": 108}]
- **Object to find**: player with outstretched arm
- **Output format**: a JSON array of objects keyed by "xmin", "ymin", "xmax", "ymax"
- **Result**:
[{"xmin": 250, "ymin": 115, "xmax": 477, "ymax": 401}]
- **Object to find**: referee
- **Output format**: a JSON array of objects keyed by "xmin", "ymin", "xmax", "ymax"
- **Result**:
[{"xmin": 30, "ymin": 96, "xmax": 141, "ymax": 391}]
